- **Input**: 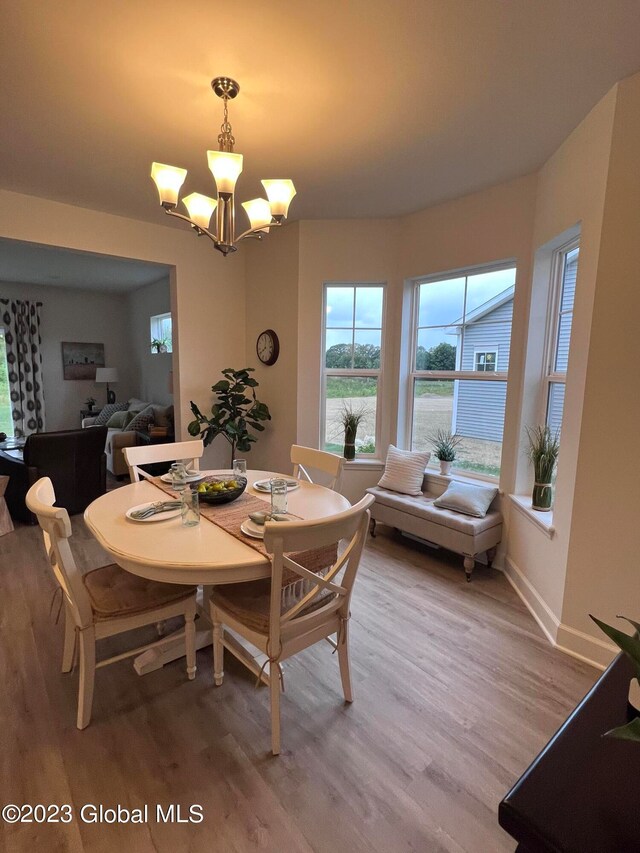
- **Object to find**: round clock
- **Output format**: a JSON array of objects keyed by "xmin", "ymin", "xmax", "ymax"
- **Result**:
[{"xmin": 256, "ymin": 329, "xmax": 280, "ymax": 366}]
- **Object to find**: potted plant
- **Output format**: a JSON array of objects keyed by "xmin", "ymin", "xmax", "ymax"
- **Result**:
[
  {"xmin": 430, "ymin": 429, "xmax": 462, "ymax": 475},
  {"xmin": 341, "ymin": 405, "xmax": 365, "ymax": 461},
  {"xmin": 590, "ymin": 615, "xmax": 640, "ymax": 741},
  {"xmin": 151, "ymin": 338, "xmax": 167, "ymax": 353},
  {"xmin": 85, "ymin": 396, "xmax": 96, "ymax": 412},
  {"xmin": 188, "ymin": 367, "xmax": 271, "ymax": 466},
  {"xmin": 525, "ymin": 425, "xmax": 560, "ymax": 511}
]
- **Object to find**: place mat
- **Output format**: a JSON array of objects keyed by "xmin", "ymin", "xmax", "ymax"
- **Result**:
[{"xmin": 149, "ymin": 477, "xmax": 337, "ymax": 574}]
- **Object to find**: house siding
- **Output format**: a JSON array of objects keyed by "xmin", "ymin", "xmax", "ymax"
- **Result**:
[{"xmin": 453, "ymin": 299, "xmax": 513, "ymax": 442}]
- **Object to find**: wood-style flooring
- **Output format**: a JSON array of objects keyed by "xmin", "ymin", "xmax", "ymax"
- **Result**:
[{"xmin": 0, "ymin": 517, "xmax": 597, "ymax": 852}]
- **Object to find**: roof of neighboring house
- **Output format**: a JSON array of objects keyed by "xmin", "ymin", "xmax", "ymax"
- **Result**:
[{"xmin": 446, "ymin": 286, "xmax": 515, "ymax": 333}]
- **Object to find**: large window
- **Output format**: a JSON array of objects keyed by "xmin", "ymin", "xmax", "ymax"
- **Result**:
[
  {"xmin": 0, "ymin": 328, "xmax": 13, "ymax": 437},
  {"xmin": 322, "ymin": 284, "xmax": 385, "ymax": 456},
  {"xmin": 409, "ymin": 264, "xmax": 516, "ymax": 478},
  {"xmin": 544, "ymin": 242, "xmax": 579, "ymax": 436}
]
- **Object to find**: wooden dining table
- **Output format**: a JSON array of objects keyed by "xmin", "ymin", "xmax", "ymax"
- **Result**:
[{"xmin": 84, "ymin": 469, "xmax": 350, "ymax": 677}]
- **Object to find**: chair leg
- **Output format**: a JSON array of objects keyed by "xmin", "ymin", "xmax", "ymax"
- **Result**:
[
  {"xmin": 337, "ymin": 622, "xmax": 354, "ymax": 703},
  {"xmin": 77, "ymin": 626, "xmax": 96, "ymax": 730},
  {"xmin": 185, "ymin": 608, "xmax": 196, "ymax": 681},
  {"xmin": 270, "ymin": 663, "xmax": 281, "ymax": 756},
  {"xmin": 61, "ymin": 604, "xmax": 77, "ymax": 673},
  {"xmin": 211, "ymin": 604, "xmax": 224, "ymax": 686}
]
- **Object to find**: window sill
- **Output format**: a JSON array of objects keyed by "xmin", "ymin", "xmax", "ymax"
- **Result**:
[
  {"xmin": 342, "ymin": 458, "xmax": 385, "ymax": 470},
  {"xmin": 509, "ymin": 494, "xmax": 555, "ymax": 539}
]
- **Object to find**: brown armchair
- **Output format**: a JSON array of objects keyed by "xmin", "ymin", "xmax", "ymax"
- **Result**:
[{"xmin": 0, "ymin": 427, "xmax": 107, "ymax": 524}]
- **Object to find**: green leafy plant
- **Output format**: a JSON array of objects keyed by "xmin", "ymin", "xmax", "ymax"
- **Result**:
[
  {"xmin": 525, "ymin": 424, "xmax": 559, "ymax": 483},
  {"xmin": 188, "ymin": 367, "xmax": 271, "ymax": 466},
  {"xmin": 590, "ymin": 615, "xmax": 640, "ymax": 742},
  {"xmin": 151, "ymin": 338, "xmax": 167, "ymax": 353},
  {"xmin": 430, "ymin": 429, "xmax": 463, "ymax": 462}
]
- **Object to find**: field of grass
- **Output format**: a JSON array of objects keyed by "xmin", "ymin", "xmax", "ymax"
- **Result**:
[{"xmin": 0, "ymin": 336, "xmax": 13, "ymax": 436}]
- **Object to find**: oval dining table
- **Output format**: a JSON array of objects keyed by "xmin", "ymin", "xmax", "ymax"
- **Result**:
[{"xmin": 84, "ymin": 469, "xmax": 350, "ymax": 677}]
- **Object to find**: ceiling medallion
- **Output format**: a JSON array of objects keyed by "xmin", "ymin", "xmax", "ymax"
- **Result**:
[{"xmin": 151, "ymin": 77, "xmax": 296, "ymax": 256}]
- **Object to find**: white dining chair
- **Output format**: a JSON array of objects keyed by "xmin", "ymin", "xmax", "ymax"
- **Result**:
[
  {"xmin": 26, "ymin": 477, "xmax": 198, "ymax": 729},
  {"xmin": 210, "ymin": 493, "xmax": 374, "ymax": 755},
  {"xmin": 123, "ymin": 439, "xmax": 204, "ymax": 483},
  {"xmin": 290, "ymin": 444, "xmax": 344, "ymax": 492}
]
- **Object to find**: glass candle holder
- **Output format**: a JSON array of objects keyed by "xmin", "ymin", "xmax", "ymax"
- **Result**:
[
  {"xmin": 233, "ymin": 458, "xmax": 247, "ymax": 479},
  {"xmin": 270, "ymin": 478, "xmax": 288, "ymax": 515}
]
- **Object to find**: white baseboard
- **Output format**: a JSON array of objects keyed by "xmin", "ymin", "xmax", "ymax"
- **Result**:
[
  {"xmin": 502, "ymin": 556, "xmax": 559, "ymax": 645},
  {"xmin": 502, "ymin": 556, "xmax": 614, "ymax": 671}
]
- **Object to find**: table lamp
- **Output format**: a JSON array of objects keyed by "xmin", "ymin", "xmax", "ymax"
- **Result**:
[{"xmin": 95, "ymin": 367, "xmax": 119, "ymax": 404}]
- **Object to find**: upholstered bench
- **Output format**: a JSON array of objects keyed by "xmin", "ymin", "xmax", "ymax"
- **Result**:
[{"xmin": 365, "ymin": 479, "xmax": 503, "ymax": 581}]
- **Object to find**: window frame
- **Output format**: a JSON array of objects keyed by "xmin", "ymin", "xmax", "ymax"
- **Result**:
[
  {"xmin": 474, "ymin": 349, "xmax": 498, "ymax": 372},
  {"xmin": 541, "ymin": 238, "xmax": 579, "ymax": 432},
  {"xmin": 150, "ymin": 312, "xmax": 173, "ymax": 354},
  {"xmin": 321, "ymin": 282, "xmax": 386, "ymax": 459},
  {"xmin": 0, "ymin": 326, "xmax": 14, "ymax": 438},
  {"xmin": 406, "ymin": 261, "xmax": 516, "ymax": 481}
]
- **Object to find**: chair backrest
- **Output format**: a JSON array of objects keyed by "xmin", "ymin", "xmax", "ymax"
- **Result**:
[
  {"xmin": 25, "ymin": 477, "xmax": 94, "ymax": 628},
  {"xmin": 263, "ymin": 494, "xmax": 374, "ymax": 649},
  {"xmin": 123, "ymin": 439, "xmax": 204, "ymax": 482},
  {"xmin": 290, "ymin": 445, "xmax": 344, "ymax": 491}
]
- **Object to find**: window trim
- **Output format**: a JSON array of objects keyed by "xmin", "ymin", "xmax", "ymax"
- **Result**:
[
  {"xmin": 321, "ymin": 282, "xmax": 386, "ymax": 458},
  {"xmin": 405, "ymin": 260, "xmax": 516, "ymax": 481},
  {"xmin": 474, "ymin": 349, "xmax": 498, "ymax": 372},
  {"xmin": 150, "ymin": 312, "xmax": 173, "ymax": 354},
  {"xmin": 541, "ymin": 237, "xmax": 579, "ymax": 430}
]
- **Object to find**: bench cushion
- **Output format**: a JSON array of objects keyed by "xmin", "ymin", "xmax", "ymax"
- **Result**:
[{"xmin": 366, "ymin": 485, "xmax": 502, "ymax": 535}]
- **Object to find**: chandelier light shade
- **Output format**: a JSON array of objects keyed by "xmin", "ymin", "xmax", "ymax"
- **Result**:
[{"xmin": 150, "ymin": 77, "xmax": 296, "ymax": 255}]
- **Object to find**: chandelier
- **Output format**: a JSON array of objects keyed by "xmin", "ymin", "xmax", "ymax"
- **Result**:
[{"xmin": 150, "ymin": 77, "xmax": 296, "ymax": 256}]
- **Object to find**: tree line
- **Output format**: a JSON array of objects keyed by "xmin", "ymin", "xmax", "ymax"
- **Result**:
[{"xmin": 326, "ymin": 342, "xmax": 455, "ymax": 370}]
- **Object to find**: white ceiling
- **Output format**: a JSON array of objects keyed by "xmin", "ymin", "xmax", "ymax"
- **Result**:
[
  {"xmin": 0, "ymin": 238, "xmax": 169, "ymax": 292},
  {"xmin": 1, "ymin": 1, "xmax": 640, "ymax": 226}
]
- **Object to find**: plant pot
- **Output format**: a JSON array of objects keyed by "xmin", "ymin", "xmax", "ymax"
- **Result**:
[
  {"xmin": 532, "ymin": 482, "xmax": 553, "ymax": 511},
  {"xmin": 439, "ymin": 460, "xmax": 452, "ymax": 476},
  {"xmin": 343, "ymin": 442, "xmax": 356, "ymax": 461}
]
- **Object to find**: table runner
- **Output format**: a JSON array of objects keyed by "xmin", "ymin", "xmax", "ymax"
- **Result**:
[{"xmin": 149, "ymin": 477, "xmax": 337, "ymax": 575}]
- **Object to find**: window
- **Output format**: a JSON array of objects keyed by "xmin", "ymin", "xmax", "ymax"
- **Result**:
[
  {"xmin": 322, "ymin": 284, "xmax": 385, "ymax": 456},
  {"xmin": 544, "ymin": 242, "xmax": 578, "ymax": 436},
  {"xmin": 409, "ymin": 264, "xmax": 516, "ymax": 478},
  {"xmin": 474, "ymin": 350, "xmax": 497, "ymax": 372},
  {"xmin": 0, "ymin": 328, "xmax": 13, "ymax": 437},
  {"xmin": 150, "ymin": 312, "xmax": 172, "ymax": 354}
]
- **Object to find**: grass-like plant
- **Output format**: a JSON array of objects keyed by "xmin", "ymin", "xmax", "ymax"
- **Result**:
[
  {"xmin": 590, "ymin": 615, "xmax": 640, "ymax": 742},
  {"xmin": 525, "ymin": 425, "xmax": 560, "ymax": 483},
  {"xmin": 340, "ymin": 404, "xmax": 365, "ymax": 460},
  {"xmin": 430, "ymin": 429, "xmax": 463, "ymax": 462}
]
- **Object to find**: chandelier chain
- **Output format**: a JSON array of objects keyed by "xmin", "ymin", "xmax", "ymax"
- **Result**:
[{"xmin": 217, "ymin": 96, "xmax": 235, "ymax": 152}]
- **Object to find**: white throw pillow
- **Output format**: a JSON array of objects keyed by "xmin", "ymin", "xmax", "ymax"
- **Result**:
[
  {"xmin": 433, "ymin": 480, "xmax": 498, "ymax": 518},
  {"xmin": 378, "ymin": 445, "xmax": 430, "ymax": 496}
]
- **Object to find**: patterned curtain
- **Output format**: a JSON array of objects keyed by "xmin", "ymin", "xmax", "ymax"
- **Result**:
[{"xmin": 0, "ymin": 299, "xmax": 46, "ymax": 437}]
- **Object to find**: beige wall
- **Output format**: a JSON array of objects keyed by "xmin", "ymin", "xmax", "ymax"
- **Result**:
[
  {"xmin": 505, "ymin": 86, "xmax": 617, "ymax": 652},
  {"xmin": 244, "ymin": 224, "xmax": 300, "ymax": 474},
  {"xmin": 0, "ymin": 280, "xmax": 135, "ymax": 431},
  {"xmin": 558, "ymin": 72, "xmax": 640, "ymax": 657},
  {"xmin": 0, "ymin": 189, "xmax": 246, "ymax": 468},
  {"xmin": 126, "ymin": 276, "xmax": 173, "ymax": 407}
]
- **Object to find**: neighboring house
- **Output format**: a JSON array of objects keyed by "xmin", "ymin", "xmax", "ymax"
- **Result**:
[
  {"xmin": 447, "ymin": 248, "xmax": 578, "ymax": 443},
  {"xmin": 449, "ymin": 286, "xmax": 514, "ymax": 443}
]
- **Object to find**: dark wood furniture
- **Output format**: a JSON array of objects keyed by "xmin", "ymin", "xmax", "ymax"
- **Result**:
[
  {"xmin": 499, "ymin": 653, "xmax": 640, "ymax": 852},
  {"xmin": 0, "ymin": 427, "xmax": 107, "ymax": 524}
]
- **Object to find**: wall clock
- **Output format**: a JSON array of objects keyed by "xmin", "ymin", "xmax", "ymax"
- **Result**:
[{"xmin": 256, "ymin": 329, "xmax": 280, "ymax": 366}]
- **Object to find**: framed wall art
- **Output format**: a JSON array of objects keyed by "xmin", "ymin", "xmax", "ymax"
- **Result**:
[{"xmin": 61, "ymin": 341, "xmax": 105, "ymax": 380}]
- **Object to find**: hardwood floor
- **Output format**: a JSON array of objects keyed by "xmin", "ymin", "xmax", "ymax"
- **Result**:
[{"xmin": 0, "ymin": 519, "xmax": 597, "ymax": 852}]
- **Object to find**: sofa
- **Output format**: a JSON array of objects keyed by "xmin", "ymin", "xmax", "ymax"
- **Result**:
[
  {"xmin": 83, "ymin": 398, "xmax": 174, "ymax": 477},
  {"xmin": 366, "ymin": 473, "xmax": 503, "ymax": 581},
  {"xmin": 0, "ymin": 427, "xmax": 107, "ymax": 524}
]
